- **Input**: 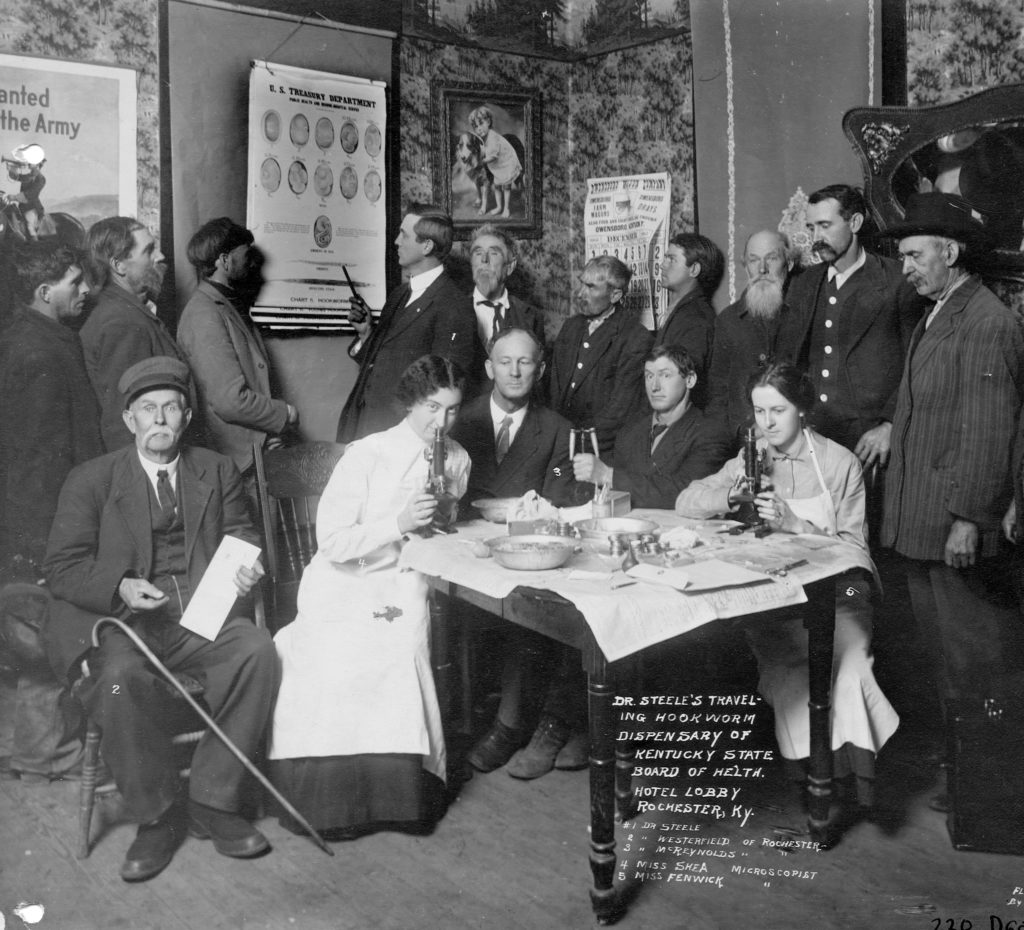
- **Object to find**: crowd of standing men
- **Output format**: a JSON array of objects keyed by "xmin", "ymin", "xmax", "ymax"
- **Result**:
[{"xmin": 0, "ymin": 183, "xmax": 1021, "ymax": 860}]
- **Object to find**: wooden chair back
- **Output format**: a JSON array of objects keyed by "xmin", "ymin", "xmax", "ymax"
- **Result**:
[{"xmin": 253, "ymin": 440, "xmax": 344, "ymax": 632}]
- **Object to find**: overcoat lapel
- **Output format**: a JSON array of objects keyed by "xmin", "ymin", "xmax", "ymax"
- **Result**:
[
  {"xmin": 179, "ymin": 450, "xmax": 214, "ymax": 571},
  {"xmin": 112, "ymin": 453, "xmax": 154, "ymax": 574}
]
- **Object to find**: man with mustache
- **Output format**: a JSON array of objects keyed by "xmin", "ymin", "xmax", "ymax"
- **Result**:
[
  {"xmin": 80, "ymin": 217, "xmax": 188, "ymax": 452},
  {"xmin": 44, "ymin": 356, "xmax": 278, "ymax": 882},
  {"xmin": 883, "ymin": 193, "xmax": 1024, "ymax": 812},
  {"xmin": 787, "ymin": 185, "xmax": 925, "ymax": 464},
  {"xmin": 705, "ymin": 230, "xmax": 804, "ymax": 441},
  {"xmin": 468, "ymin": 224, "xmax": 546, "ymax": 389}
]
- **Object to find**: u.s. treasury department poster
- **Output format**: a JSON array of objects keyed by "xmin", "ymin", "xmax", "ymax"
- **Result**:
[{"xmin": 246, "ymin": 60, "xmax": 386, "ymax": 331}]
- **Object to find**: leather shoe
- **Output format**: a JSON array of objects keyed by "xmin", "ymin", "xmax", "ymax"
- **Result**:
[
  {"xmin": 467, "ymin": 720, "xmax": 526, "ymax": 773},
  {"xmin": 554, "ymin": 731, "xmax": 589, "ymax": 770},
  {"xmin": 121, "ymin": 806, "xmax": 187, "ymax": 882},
  {"xmin": 188, "ymin": 800, "xmax": 270, "ymax": 858},
  {"xmin": 507, "ymin": 715, "xmax": 569, "ymax": 780}
]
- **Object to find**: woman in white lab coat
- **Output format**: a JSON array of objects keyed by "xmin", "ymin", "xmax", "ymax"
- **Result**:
[
  {"xmin": 676, "ymin": 363, "xmax": 898, "ymax": 808},
  {"xmin": 269, "ymin": 356, "xmax": 470, "ymax": 837}
]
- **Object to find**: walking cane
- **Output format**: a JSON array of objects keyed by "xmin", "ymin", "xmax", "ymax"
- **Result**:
[{"xmin": 90, "ymin": 616, "xmax": 334, "ymax": 857}]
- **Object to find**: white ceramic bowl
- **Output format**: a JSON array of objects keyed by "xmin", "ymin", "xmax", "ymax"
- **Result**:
[
  {"xmin": 472, "ymin": 497, "xmax": 521, "ymax": 523},
  {"xmin": 573, "ymin": 517, "xmax": 659, "ymax": 541},
  {"xmin": 486, "ymin": 535, "xmax": 575, "ymax": 571}
]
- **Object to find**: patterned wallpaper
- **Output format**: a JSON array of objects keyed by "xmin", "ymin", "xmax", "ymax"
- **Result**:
[
  {"xmin": 567, "ymin": 33, "xmax": 695, "ymax": 278},
  {"xmin": 907, "ymin": 0, "xmax": 1024, "ymax": 104},
  {"xmin": 399, "ymin": 31, "xmax": 695, "ymax": 333},
  {"xmin": 0, "ymin": 0, "xmax": 160, "ymax": 230},
  {"xmin": 400, "ymin": 38, "xmax": 573, "ymax": 332}
]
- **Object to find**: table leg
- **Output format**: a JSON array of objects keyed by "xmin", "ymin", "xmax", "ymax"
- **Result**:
[
  {"xmin": 429, "ymin": 590, "xmax": 460, "ymax": 780},
  {"xmin": 804, "ymin": 579, "xmax": 836, "ymax": 844},
  {"xmin": 585, "ymin": 639, "xmax": 624, "ymax": 924}
]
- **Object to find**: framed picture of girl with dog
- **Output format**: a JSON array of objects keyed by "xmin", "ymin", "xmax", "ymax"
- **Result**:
[{"xmin": 432, "ymin": 82, "xmax": 543, "ymax": 238}]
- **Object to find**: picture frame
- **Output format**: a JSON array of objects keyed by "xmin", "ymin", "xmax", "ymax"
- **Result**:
[
  {"xmin": 844, "ymin": 83, "xmax": 1024, "ymax": 281},
  {"xmin": 431, "ymin": 81, "xmax": 543, "ymax": 239}
]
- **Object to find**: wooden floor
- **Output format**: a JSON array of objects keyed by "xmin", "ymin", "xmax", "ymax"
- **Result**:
[{"xmin": 2, "ymin": 565, "xmax": 1022, "ymax": 930}]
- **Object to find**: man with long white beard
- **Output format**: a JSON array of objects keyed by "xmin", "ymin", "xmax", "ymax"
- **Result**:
[{"xmin": 706, "ymin": 230, "xmax": 804, "ymax": 441}]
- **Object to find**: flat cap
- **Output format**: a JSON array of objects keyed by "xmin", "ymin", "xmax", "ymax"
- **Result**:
[{"xmin": 118, "ymin": 356, "xmax": 191, "ymax": 408}]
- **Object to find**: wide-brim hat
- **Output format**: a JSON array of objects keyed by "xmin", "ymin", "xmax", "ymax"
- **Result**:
[
  {"xmin": 119, "ymin": 356, "xmax": 191, "ymax": 408},
  {"xmin": 883, "ymin": 192, "xmax": 989, "ymax": 245}
]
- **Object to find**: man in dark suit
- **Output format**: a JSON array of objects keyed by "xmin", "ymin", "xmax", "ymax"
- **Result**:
[
  {"xmin": 450, "ymin": 328, "xmax": 590, "ymax": 776},
  {"xmin": 468, "ymin": 223, "xmax": 546, "ymax": 388},
  {"xmin": 336, "ymin": 204, "xmax": 476, "ymax": 442},
  {"xmin": 451, "ymin": 328, "xmax": 588, "ymax": 512},
  {"xmin": 44, "ymin": 357, "xmax": 278, "ymax": 883},
  {"xmin": 705, "ymin": 230, "xmax": 804, "ymax": 442},
  {"xmin": 547, "ymin": 255, "xmax": 653, "ymax": 463},
  {"xmin": 883, "ymin": 193, "xmax": 1024, "ymax": 722},
  {"xmin": 654, "ymin": 233, "xmax": 724, "ymax": 409},
  {"xmin": 79, "ymin": 217, "xmax": 187, "ymax": 451},
  {"xmin": 572, "ymin": 344, "xmax": 732, "ymax": 510},
  {"xmin": 788, "ymin": 185, "xmax": 926, "ymax": 462}
]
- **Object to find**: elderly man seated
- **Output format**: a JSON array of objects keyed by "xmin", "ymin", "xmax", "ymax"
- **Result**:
[{"xmin": 43, "ymin": 357, "xmax": 279, "ymax": 883}]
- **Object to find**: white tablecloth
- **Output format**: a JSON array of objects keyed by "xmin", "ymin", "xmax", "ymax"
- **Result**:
[{"xmin": 398, "ymin": 510, "xmax": 871, "ymax": 662}]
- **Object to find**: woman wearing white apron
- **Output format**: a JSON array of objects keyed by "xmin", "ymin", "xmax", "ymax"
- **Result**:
[
  {"xmin": 268, "ymin": 356, "xmax": 471, "ymax": 838},
  {"xmin": 676, "ymin": 363, "xmax": 898, "ymax": 808}
]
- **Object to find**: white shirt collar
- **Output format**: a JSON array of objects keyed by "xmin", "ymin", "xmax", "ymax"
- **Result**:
[
  {"xmin": 827, "ymin": 246, "xmax": 866, "ymax": 290},
  {"xmin": 407, "ymin": 264, "xmax": 445, "ymax": 304},
  {"xmin": 136, "ymin": 451, "xmax": 180, "ymax": 495},
  {"xmin": 489, "ymin": 395, "xmax": 528, "ymax": 447},
  {"xmin": 925, "ymin": 273, "xmax": 970, "ymax": 328}
]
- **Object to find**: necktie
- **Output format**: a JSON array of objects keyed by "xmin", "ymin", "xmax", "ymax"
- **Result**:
[
  {"xmin": 650, "ymin": 423, "xmax": 668, "ymax": 451},
  {"xmin": 479, "ymin": 300, "xmax": 503, "ymax": 342},
  {"xmin": 495, "ymin": 415, "xmax": 513, "ymax": 464},
  {"xmin": 156, "ymin": 469, "xmax": 176, "ymax": 517}
]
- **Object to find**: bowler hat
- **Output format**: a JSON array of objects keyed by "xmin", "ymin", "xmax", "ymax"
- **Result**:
[
  {"xmin": 119, "ymin": 356, "xmax": 191, "ymax": 408},
  {"xmin": 884, "ymin": 192, "xmax": 988, "ymax": 244}
]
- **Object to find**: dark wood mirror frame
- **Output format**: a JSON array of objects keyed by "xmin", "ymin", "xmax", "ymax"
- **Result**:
[{"xmin": 844, "ymin": 83, "xmax": 1024, "ymax": 281}]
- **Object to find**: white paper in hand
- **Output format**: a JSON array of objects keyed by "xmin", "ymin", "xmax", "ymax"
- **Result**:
[{"xmin": 179, "ymin": 535, "xmax": 262, "ymax": 640}]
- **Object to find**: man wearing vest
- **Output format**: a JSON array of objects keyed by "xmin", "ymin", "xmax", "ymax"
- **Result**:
[
  {"xmin": 43, "ymin": 357, "xmax": 278, "ymax": 883},
  {"xmin": 788, "ymin": 184, "xmax": 926, "ymax": 463}
]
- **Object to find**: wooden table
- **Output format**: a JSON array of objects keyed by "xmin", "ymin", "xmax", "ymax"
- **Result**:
[{"xmin": 419, "ymin": 528, "xmax": 848, "ymax": 924}]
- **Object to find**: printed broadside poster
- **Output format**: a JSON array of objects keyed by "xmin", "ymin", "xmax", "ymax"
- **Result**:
[
  {"xmin": 0, "ymin": 53, "xmax": 136, "ymax": 226},
  {"xmin": 246, "ymin": 60, "xmax": 386, "ymax": 330},
  {"xmin": 584, "ymin": 172, "xmax": 671, "ymax": 331}
]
